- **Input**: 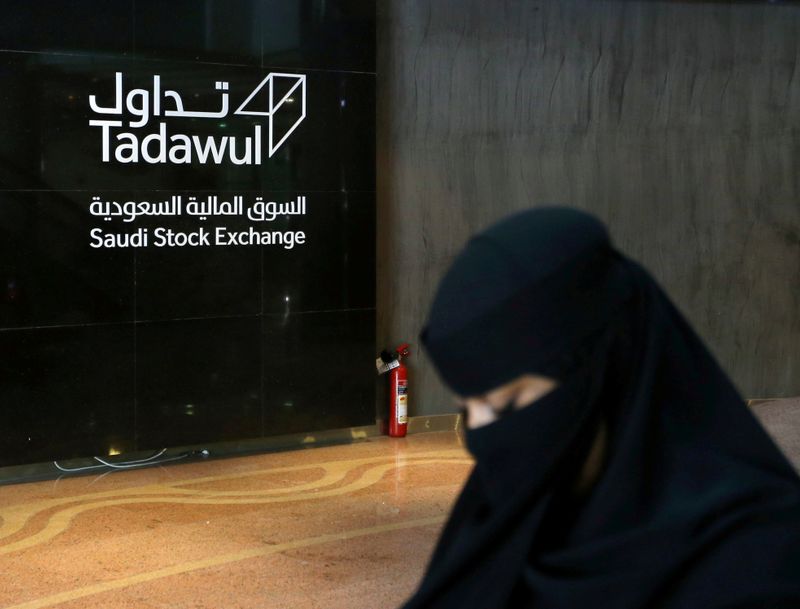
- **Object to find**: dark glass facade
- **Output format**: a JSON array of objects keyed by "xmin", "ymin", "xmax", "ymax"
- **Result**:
[{"xmin": 0, "ymin": 1, "xmax": 376, "ymax": 469}]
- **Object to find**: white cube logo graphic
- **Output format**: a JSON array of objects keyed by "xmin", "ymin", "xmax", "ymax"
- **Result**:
[{"xmin": 234, "ymin": 73, "xmax": 307, "ymax": 158}]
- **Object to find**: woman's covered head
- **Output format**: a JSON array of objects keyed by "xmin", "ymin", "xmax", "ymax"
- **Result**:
[{"xmin": 421, "ymin": 206, "xmax": 632, "ymax": 396}]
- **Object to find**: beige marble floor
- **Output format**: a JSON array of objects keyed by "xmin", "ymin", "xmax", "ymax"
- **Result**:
[{"xmin": 0, "ymin": 432, "xmax": 472, "ymax": 609}]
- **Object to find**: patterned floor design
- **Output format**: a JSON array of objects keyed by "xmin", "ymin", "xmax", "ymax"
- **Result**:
[{"xmin": 0, "ymin": 431, "xmax": 471, "ymax": 609}]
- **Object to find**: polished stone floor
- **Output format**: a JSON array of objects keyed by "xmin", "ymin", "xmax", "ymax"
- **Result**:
[{"xmin": 0, "ymin": 432, "xmax": 472, "ymax": 609}]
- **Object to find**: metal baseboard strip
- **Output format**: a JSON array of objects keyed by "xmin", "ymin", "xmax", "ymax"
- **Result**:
[
  {"xmin": 406, "ymin": 413, "xmax": 463, "ymax": 434},
  {"xmin": 0, "ymin": 423, "xmax": 382, "ymax": 486},
  {"xmin": 0, "ymin": 416, "xmax": 465, "ymax": 486}
]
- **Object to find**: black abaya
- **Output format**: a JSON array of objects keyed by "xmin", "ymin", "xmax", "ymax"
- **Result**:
[{"xmin": 402, "ymin": 207, "xmax": 800, "ymax": 609}]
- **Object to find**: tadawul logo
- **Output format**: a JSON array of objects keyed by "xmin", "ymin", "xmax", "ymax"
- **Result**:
[{"xmin": 88, "ymin": 72, "xmax": 307, "ymax": 165}]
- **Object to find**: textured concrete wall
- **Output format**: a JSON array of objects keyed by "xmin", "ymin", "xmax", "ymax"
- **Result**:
[{"xmin": 377, "ymin": 0, "xmax": 800, "ymax": 414}]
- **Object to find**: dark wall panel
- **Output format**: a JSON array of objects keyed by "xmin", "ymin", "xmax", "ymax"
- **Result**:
[
  {"xmin": 0, "ymin": 0, "xmax": 374, "ymax": 72},
  {"xmin": 0, "ymin": 325, "xmax": 135, "ymax": 467},
  {"xmin": 0, "ymin": 191, "xmax": 135, "ymax": 328},
  {"xmin": 263, "ymin": 308, "xmax": 376, "ymax": 436},
  {"xmin": 1, "ymin": 1, "xmax": 135, "ymax": 55},
  {"xmin": 136, "ymin": 317, "xmax": 263, "ymax": 450},
  {"xmin": 0, "ymin": 1, "xmax": 376, "ymax": 471}
]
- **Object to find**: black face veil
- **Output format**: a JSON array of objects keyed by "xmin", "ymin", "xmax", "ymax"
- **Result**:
[{"xmin": 403, "ymin": 207, "xmax": 800, "ymax": 609}]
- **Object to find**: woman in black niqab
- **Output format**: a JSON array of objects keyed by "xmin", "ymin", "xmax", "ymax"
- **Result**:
[{"xmin": 402, "ymin": 207, "xmax": 800, "ymax": 609}]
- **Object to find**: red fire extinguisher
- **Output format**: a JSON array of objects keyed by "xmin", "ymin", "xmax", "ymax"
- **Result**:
[{"xmin": 377, "ymin": 343, "xmax": 411, "ymax": 437}]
